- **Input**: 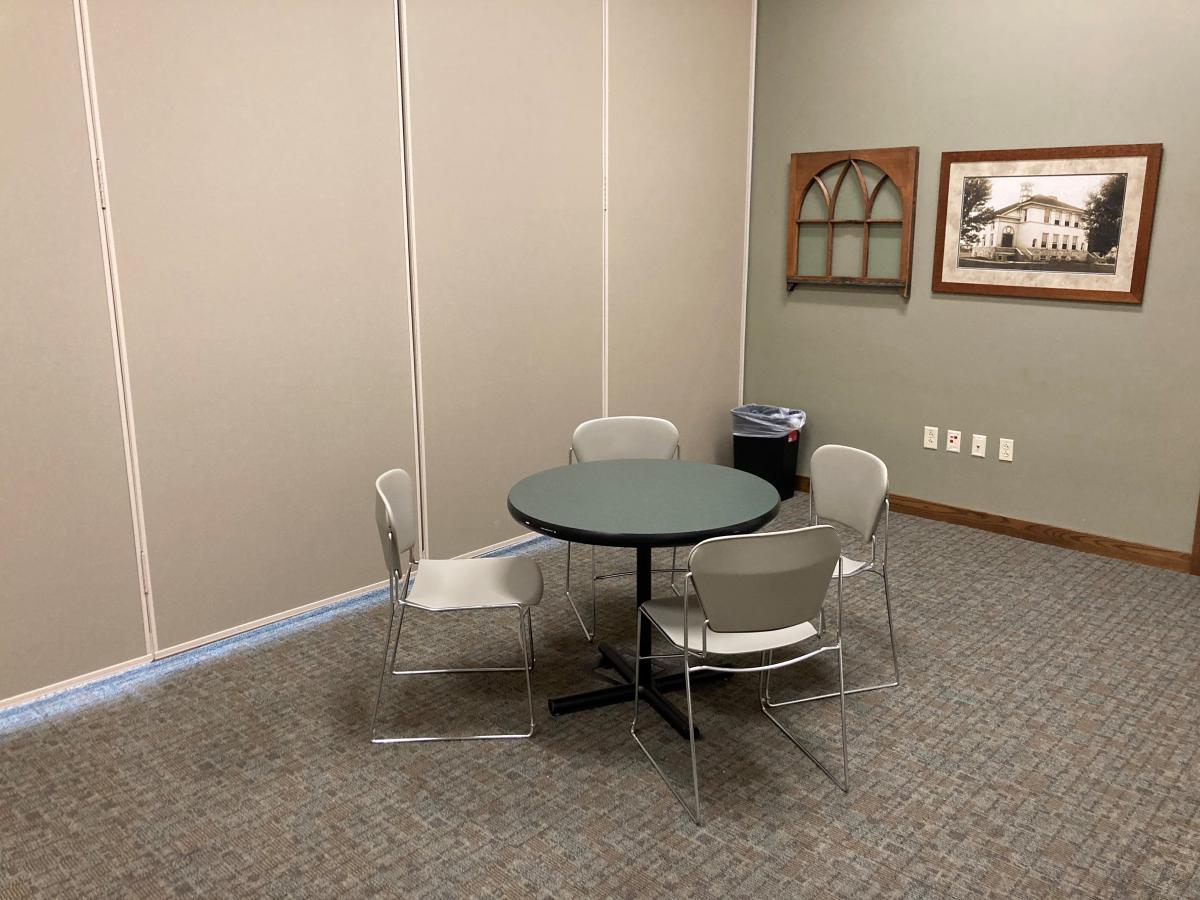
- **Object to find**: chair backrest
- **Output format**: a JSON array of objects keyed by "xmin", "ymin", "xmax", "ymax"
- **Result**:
[
  {"xmin": 571, "ymin": 416, "xmax": 679, "ymax": 462},
  {"xmin": 810, "ymin": 444, "xmax": 888, "ymax": 542},
  {"xmin": 375, "ymin": 468, "xmax": 418, "ymax": 575},
  {"xmin": 688, "ymin": 525, "xmax": 840, "ymax": 634}
]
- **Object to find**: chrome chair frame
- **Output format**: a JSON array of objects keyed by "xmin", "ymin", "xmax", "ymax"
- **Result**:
[
  {"xmin": 369, "ymin": 543, "xmax": 536, "ymax": 745},
  {"xmin": 809, "ymin": 488, "xmax": 899, "ymax": 702},
  {"xmin": 563, "ymin": 443, "xmax": 684, "ymax": 642},
  {"xmin": 630, "ymin": 562, "xmax": 848, "ymax": 826}
]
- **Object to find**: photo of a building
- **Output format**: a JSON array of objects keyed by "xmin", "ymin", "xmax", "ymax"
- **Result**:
[{"xmin": 958, "ymin": 174, "xmax": 1126, "ymax": 273}]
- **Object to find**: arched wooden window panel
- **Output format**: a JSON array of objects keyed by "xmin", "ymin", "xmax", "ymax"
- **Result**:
[{"xmin": 786, "ymin": 147, "xmax": 919, "ymax": 298}]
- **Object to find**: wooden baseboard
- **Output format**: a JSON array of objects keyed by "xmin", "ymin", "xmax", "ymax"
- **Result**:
[
  {"xmin": 795, "ymin": 475, "xmax": 1194, "ymax": 575},
  {"xmin": 1192, "ymin": 491, "xmax": 1200, "ymax": 576}
]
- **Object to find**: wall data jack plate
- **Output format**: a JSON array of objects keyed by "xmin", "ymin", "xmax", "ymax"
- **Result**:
[
  {"xmin": 946, "ymin": 429, "xmax": 961, "ymax": 452},
  {"xmin": 971, "ymin": 434, "xmax": 987, "ymax": 457}
]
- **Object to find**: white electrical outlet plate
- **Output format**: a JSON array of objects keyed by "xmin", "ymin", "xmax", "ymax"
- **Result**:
[
  {"xmin": 971, "ymin": 434, "xmax": 987, "ymax": 457},
  {"xmin": 923, "ymin": 426, "xmax": 938, "ymax": 449},
  {"xmin": 998, "ymin": 438, "xmax": 1014, "ymax": 462},
  {"xmin": 946, "ymin": 430, "xmax": 961, "ymax": 452}
]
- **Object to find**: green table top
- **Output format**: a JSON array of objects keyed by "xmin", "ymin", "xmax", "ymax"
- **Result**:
[{"xmin": 507, "ymin": 459, "xmax": 780, "ymax": 548}]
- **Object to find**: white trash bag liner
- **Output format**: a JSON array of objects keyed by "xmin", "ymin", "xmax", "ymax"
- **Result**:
[{"xmin": 731, "ymin": 404, "xmax": 806, "ymax": 438}]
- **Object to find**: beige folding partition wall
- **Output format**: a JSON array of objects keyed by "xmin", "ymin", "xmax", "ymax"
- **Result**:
[
  {"xmin": 402, "ymin": 0, "xmax": 604, "ymax": 558},
  {"xmin": 85, "ymin": 0, "xmax": 418, "ymax": 650},
  {"xmin": 2, "ymin": 1, "xmax": 759, "ymax": 706},
  {"xmin": 0, "ymin": 2, "xmax": 147, "ymax": 700},
  {"xmin": 607, "ymin": 0, "xmax": 755, "ymax": 463}
]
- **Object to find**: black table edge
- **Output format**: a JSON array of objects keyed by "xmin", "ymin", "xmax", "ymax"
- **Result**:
[{"xmin": 506, "ymin": 497, "xmax": 781, "ymax": 549}]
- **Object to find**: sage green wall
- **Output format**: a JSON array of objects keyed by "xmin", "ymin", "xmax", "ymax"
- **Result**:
[{"xmin": 745, "ymin": 0, "xmax": 1200, "ymax": 553}]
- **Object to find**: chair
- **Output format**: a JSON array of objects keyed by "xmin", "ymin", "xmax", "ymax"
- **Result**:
[
  {"xmin": 564, "ymin": 416, "xmax": 681, "ymax": 641},
  {"xmin": 806, "ymin": 444, "xmax": 899, "ymax": 698},
  {"xmin": 631, "ymin": 525, "xmax": 848, "ymax": 825},
  {"xmin": 370, "ymin": 468, "xmax": 541, "ymax": 743}
]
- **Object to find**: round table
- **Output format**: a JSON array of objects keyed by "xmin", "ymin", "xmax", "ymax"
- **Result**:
[{"xmin": 508, "ymin": 459, "xmax": 780, "ymax": 737}]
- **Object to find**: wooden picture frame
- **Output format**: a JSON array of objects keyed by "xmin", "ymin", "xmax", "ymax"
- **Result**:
[
  {"xmin": 786, "ymin": 147, "xmax": 919, "ymax": 298},
  {"xmin": 931, "ymin": 144, "xmax": 1163, "ymax": 304}
]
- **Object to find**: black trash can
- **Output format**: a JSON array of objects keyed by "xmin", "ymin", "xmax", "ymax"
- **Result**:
[{"xmin": 731, "ymin": 404, "xmax": 806, "ymax": 501}]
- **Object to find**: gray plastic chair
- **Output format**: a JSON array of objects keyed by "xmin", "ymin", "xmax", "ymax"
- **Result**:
[
  {"xmin": 803, "ymin": 443, "xmax": 899, "ymax": 700},
  {"xmin": 565, "ymin": 416, "xmax": 681, "ymax": 641},
  {"xmin": 631, "ymin": 524, "xmax": 848, "ymax": 825},
  {"xmin": 370, "ymin": 468, "xmax": 541, "ymax": 743}
]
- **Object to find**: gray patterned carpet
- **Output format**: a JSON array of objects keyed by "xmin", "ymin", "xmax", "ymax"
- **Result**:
[{"xmin": 2, "ymin": 495, "xmax": 1198, "ymax": 898}]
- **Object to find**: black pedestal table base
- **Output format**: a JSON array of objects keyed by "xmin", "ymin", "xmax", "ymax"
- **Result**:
[
  {"xmin": 547, "ymin": 641, "xmax": 730, "ymax": 740},
  {"xmin": 547, "ymin": 545, "xmax": 732, "ymax": 740}
]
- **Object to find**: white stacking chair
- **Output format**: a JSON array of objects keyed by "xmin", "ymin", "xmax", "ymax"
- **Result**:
[
  {"xmin": 631, "ymin": 525, "xmax": 848, "ymax": 825},
  {"xmin": 806, "ymin": 444, "xmax": 899, "ymax": 698},
  {"xmin": 370, "ymin": 469, "xmax": 542, "ymax": 743},
  {"xmin": 565, "ymin": 416, "xmax": 681, "ymax": 641}
]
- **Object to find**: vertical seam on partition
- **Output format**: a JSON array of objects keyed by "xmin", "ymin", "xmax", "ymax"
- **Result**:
[
  {"xmin": 601, "ymin": 0, "xmax": 610, "ymax": 418},
  {"xmin": 73, "ymin": 0, "xmax": 159, "ymax": 656},
  {"xmin": 395, "ymin": 0, "xmax": 430, "ymax": 557},
  {"xmin": 737, "ymin": 0, "xmax": 759, "ymax": 407}
]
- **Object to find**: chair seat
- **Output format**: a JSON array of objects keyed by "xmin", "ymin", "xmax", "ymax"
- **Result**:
[
  {"xmin": 642, "ymin": 596, "xmax": 818, "ymax": 656},
  {"xmin": 837, "ymin": 555, "xmax": 871, "ymax": 577},
  {"xmin": 406, "ymin": 558, "xmax": 543, "ymax": 611}
]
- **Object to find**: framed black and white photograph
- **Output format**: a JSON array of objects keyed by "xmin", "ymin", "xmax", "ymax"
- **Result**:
[{"xmin": 932, "ymin": 144, "xmax": 1163, "ymax": 304}]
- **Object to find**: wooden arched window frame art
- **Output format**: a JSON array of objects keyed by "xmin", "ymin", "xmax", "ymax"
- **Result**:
[{"xmin": 786, "ymin": 147, "xmax": 919, "ymax": 298}]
